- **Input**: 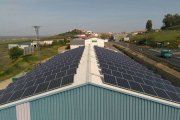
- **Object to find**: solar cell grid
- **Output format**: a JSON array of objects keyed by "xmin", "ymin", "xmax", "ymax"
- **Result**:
[
  {"xmin": 112, "ymin": 71, "xmax": 122, "ymax": 78},
  {"xmin": 175, "ymin": 87, "xmax": 180, "ymax": 93},
  {"xmin": 9, "ymin": 89, "xmax": 25, "ymax": 102},
  {"xmin": 22, "ymin": 86, "xmax": 37, "ymax": 98},
  {"xmin": 132, "ymin": 76, "xmax": 144, "ymax": 84},
  {"xmin": 94, "ymin": 46, "xmax": 180, "ymax": 103},
  {"xmin": 116, "ymin": 77, "xmax": 130, "ymax": 89},
  {"xmin": 61, "ymin": 75, "xmax": 74, "ymax": 86},
  {"xmin": 166, "ymin": 91, "xmax": 180, "ymax": 102},
  {"xmin": 14, "ymin": 83, "xmax": 25, "ymax": 91},
  {"xmin": 0, "ymin": 92, "xmax": 14, "ymax": 104},
  {"xmin": 164, "ymin": 85, "xmax": 176, "ymax": 93},
  {"xmin": 128, "ymin": 81, "xmax": 144, "ymax": 92},
  {"xmin": 45, "ymin": 74, "xmax": 56, "ymax": 82},
  {"xmin": 0, "ymin": 47, "xmax": 84, "ymax": 105},
  {"xmin": 141, "ymin": 84, "xmax": 157, "ymax": 96},
  {"xmin": 122, "ymin": 73, "xmax": 133, "ymax": 81},
  {"xmin": 48, "ymin": 78, "xmax": 62, "ymax": 90},
  {"xmin": 153, "ymin": 82, "xmax": 165, "ymax": 90},
  {"xmin": 103, "ymin": 74, "xmax": 117, "ymax": 86},
  {"xmin": 101, "ymin": 68, "xmax": 112, "ymax": 75}
]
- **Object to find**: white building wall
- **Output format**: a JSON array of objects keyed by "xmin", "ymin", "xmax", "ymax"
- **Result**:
[
  {"xmin": 85, "ymin": 38, "xmax": 105, "ymax": 47},
  {"xmin": 8, "ymin": 44, "xmax": 18, "ymax": 49},
  {"xmin": 70, "ymin": 45, "xmax": 84, "ymax": 49},
  {"xmin": 16, "ymin": 102, "xmax": 31, "ymax": 120}
]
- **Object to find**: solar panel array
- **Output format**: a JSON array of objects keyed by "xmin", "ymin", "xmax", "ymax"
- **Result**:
[
  {"xmin": 0, "ymin": 46, "xmax": 84, "ymax": 105},
  {"xmin": 94, "ymin": 46, "xmax": 180, "ymax": 103}
]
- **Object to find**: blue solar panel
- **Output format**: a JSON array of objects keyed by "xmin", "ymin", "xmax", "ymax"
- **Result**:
[
  {"xmin": 94, "ymin": 46, "xmax": 180, "ymax": 103},
  {"xmin": 0, "ymin": 47, "xmax": 84, "ymax": 105}
]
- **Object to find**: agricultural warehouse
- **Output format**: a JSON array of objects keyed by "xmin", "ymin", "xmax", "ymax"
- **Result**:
[{"xmin": 0, "ymin": 43, "xmax": 180, "ymax": 120}]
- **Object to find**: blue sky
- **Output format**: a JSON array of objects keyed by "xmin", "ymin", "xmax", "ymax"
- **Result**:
[{"xmin": 0, "ymin": 0, "xmax": 180, "ymax": 36}]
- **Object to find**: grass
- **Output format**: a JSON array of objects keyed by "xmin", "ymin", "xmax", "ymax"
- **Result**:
[
  {"xmin": 0, "ymin": 41, "xmax": 65, "ymax": 82},
  {"xmin": 131, "ymin": 30, "xmax": 180, "ymax": 49}
]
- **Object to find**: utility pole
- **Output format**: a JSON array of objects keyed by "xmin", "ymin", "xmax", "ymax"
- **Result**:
[{"xmin": 33, "ymin": 26, "xmax": 41, "ymax": 64}]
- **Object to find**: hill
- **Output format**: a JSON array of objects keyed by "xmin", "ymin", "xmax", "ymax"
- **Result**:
[
  {"xmin": 130, "ymin": 30, "xmax": 180, "ymax": 49},
  {"xmin": 43, "ymin": 29, "xmax": 84, "ymax": 40}
]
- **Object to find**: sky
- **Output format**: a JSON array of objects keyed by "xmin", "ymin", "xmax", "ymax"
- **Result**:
[{"xmin": 0, "ymin": 0, "xmax": 180, "ymax": 36}]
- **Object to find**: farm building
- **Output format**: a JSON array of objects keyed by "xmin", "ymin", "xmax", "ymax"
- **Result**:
[
  {"xmin": 8, "ymin": 43, "xmax": 35, "ymax": 55},
  {"xmin": 0, "ymin": 44, "xmax": 180, "ymax": 120}
]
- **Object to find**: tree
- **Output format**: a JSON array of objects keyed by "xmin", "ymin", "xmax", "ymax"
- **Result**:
[
  {"xmin": 162, "ymin": 14, "xmax": 180, "ymax": 29},
  {"xmin": 9, "ymin": 47, "xmax": 24, "ymax": 59},
  {"xmin": 146, "ymin": 20, "xmax": 152, "ymax": 32},
  {"xmin": 100, "ymin": 33, "xmax": 110, "ymax": 39}
]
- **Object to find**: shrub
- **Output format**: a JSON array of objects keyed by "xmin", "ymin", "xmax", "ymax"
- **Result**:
[{"xmin": 9, "ymin": 47, "xmax": 24, "ymax": 59}]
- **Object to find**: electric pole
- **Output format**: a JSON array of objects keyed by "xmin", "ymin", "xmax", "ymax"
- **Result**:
[{"xmin": 33, "ymin": 26, "xmax": 41, "ymax": 64}]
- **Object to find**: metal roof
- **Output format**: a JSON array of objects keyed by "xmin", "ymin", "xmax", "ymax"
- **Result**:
[{"xmin": 0, "ymin": 41, "xmax": 180, "ymax": 110}]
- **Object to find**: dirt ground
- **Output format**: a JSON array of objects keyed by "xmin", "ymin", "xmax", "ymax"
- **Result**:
[{"xmin": 0, "ymin": 79, "xmax": 11, "ymax": 90}]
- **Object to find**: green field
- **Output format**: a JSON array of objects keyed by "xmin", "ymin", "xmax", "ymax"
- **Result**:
[
  {"xmin": 0, "ymin": 40, "xmax": 66, "ymax": 82},
  {"xmin": 131, "ymin": 31, "xmax": 180, "ymax": 49}
]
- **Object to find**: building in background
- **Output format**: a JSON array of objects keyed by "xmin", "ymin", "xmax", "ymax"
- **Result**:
[
  {"xmin": 8, "ymin": 42, "xmax": 36, "ymax": 55},
  {"xmin": 70, "ymin": 38, "xmax": 85, "ymax": 49},
  {"xmin": 85, "ymin": 38, "xmax": 107, "ymax": 47}
]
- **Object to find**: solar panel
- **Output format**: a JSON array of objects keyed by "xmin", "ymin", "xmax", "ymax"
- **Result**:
[
  {"xmin": 0, "ymin": 92, "xmax": 14, "ymax": 104},
  {"xmin": 103, "ymin": 74, "xmax": 117, "ymax": 85},
  {"xmin": 112, "ymin": 71, "xmax": 122, "ymax": 78},
  {"xmin": 94, "ymin": 46, "xmax": 180, "ymax": 103},
  {"xmin": 0, "ymin": 47, "xmax": 84, "ymax": 106},
  {"xmin": 22, "ymin": 86, "xmax": 37, "ymax": 98},
  {"xmin": 9, "ymin": 89, "xmax": 25, "ymax": 102},
  {"xmin": 56, "ymin": 71, "xmax": 67, "ymax": 78},
  {"xmin": 14, "ymin": 83, "xmax": 25, "ymax": 91},
  {"xmin": 116, "ymin": 77, "xmax": 130, "ymax": 89},
  {"xmin": 141, "ymin": 84, "xmax": 157, "ymax": 96},
  {"xmin": 153, "ymin": 87, "xmax": 170, "ymax": 100},
  {"xmin": 164, "ymin": 85, "xmax": 176, "ymax": 93},
  {"xmin": 61, "ymin": 75, "xmax": 74, "ymax": 86},
  {"xmin": 35, "ymin": 82, "xmax": 49, "ymax": 94},
  {"xmin": 122, "ymin": 73, "xmax": 133, "ymax": 81},
  {"xmin": 132, "ymin": 76, "xmax": 144, "ymax": 84},
  {"xmin": 67, "ymin": 68, "xmax": 77, "ymax": 75},
  {"xmin": 48, "ymin": 78, "xmax": 62, "ymax": 90},
  {"xmin": 128, "ymin": 81, "xmax": 144, "ymax": 92},
  {"xmin": 101, "ymin": 68, "xmax": 112, "ymax": 75},
  {"xmin": 45, "ymin": 74, "xmax": 56, "ymax": 82},
  {"xmin": 166, "ymin": 91, "xmax": 180, "ymax": 102}
]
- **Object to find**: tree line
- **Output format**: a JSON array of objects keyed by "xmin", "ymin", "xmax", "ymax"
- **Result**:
[
  {"xmin": 146, "ymin": 13, "xmax": 180, "ymax": 31},
  {"xmin": 162, "ymin": 14, "xmax": 180, "ymax": 29}
]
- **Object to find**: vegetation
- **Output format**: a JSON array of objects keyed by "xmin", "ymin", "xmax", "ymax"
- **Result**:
[
  {"xmin": 9, "ymin": 47, "xmax": 24, "ymax": 59},
  {"xmin": 161, "ymin": 14, "xmax": 180, "ymax": 30},
  {"xmin": 130, "ymin": 31, "xmax": 180, "ymax": 49},
  {"xmin": 0, "ymin": 40, "xmax": 66, "ymax": 82},
  {"xmin": 100, "ymin": 33, "xmax": 111, "ymax": 39},
  {"xmin": 44, "ymin": 29, "xmax": 84, "ymax": 40},
  {"xmin": 146, "ymin": 20, "xmax": 153, "ymax": 32}
]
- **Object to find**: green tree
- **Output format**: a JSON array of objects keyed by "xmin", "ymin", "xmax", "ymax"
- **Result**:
[
  {"xmin": 146, "ymin": 20, "xmax": 153, "ymax": 32},
  {"xmin": 100, "ymin": 33, "xmax": 110, "ymax": 39},
  {"xmin": 9, "ymin": 47, "xmax": 24, "ymax": 59},
  {"xmin": 162, "ymin": 14, "xmax": 180, "ymax": 29}
]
